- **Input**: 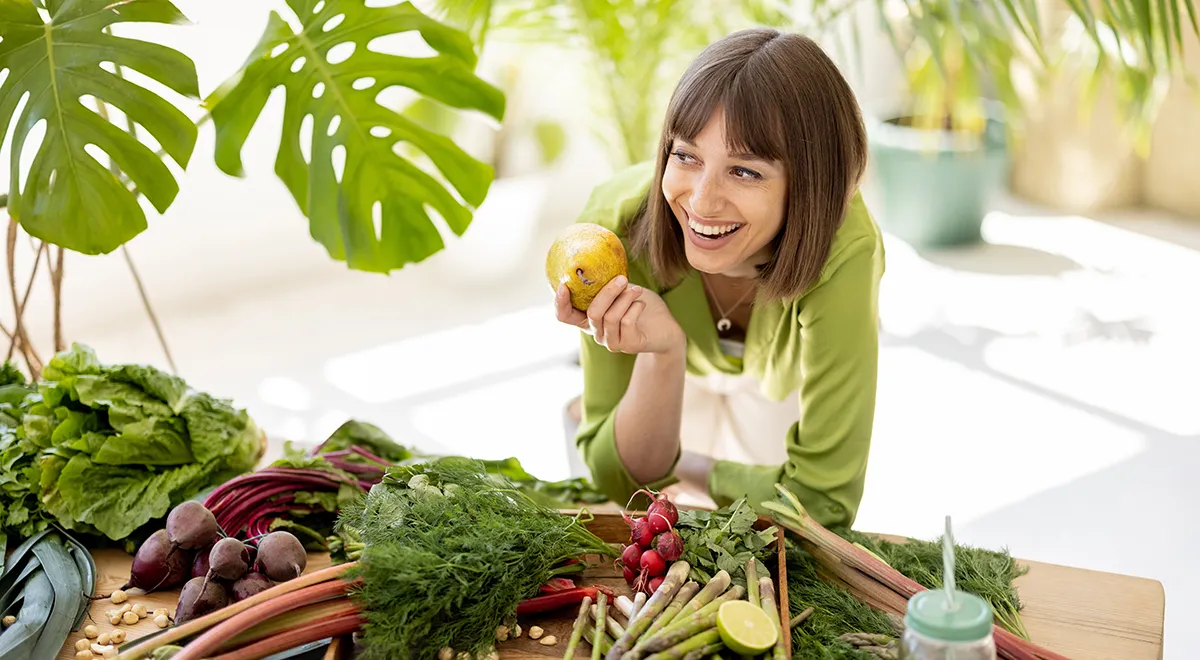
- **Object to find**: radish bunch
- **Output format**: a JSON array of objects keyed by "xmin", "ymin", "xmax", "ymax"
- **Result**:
[{"xmin": 618, "ymin": 489, "xmax": 684, "ymax": 594}]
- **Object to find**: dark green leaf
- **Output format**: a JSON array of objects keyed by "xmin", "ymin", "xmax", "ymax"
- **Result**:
[
  {"xmin": 0, "ymin": 0, "xmax": 199, "ymax": 254},
  {"xmin": 205, "ymin": 0, "xmax": 505, "ymax": 273},
  {"xmin": 0, "ymin": 569, "xmax": 52, "ymax": 657},
  {"xmin": 30, "ymin": 534, "xmax": 82, "ymax": 659}
]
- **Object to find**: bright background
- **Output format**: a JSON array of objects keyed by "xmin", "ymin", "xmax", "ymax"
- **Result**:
[{"xmin": 1, "ymin": 1, "xmax": 1198, "ymax": 656}]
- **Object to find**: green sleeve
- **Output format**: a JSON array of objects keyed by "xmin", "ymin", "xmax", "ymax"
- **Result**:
[
  {"xmin": 571, "ymin": 161, "xmax": 680, "ymax": 503},
  {"xmin": 707, "ymin": 237, "xmax": 882, "ymax": 527}
]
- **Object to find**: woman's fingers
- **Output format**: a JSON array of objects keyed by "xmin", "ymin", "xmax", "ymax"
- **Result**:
[
  {"xmin": 555, "ymin": 284, "xmax": 589, "ymax": 330},
  {"xmin": 617, "ymin": 300, "xmax": 647, "ymax": 351},
  {"xmin": 586, "ymin": 276, "xmax": 633, "ymax": 343},
  {"xmin": 603, "ymin": 284, "xmax": 643, "ymax": 346}
]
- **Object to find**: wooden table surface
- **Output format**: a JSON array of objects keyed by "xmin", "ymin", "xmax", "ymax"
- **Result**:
[{"xmin": 59, "ymin": 545, "xmax": 1164, "ymax": 660}]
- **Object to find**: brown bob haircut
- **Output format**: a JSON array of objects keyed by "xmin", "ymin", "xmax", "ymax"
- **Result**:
[{"xmin": 628, "ymin": 28, "xmax": 868, "ymax": 301}]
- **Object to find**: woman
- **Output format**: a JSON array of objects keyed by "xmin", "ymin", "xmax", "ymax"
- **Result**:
[{"xmin": 555, "ymin": 27, "xmax": 884, "ymax": 528}]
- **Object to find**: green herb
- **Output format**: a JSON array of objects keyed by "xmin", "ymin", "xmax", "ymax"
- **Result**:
[
  {"xmin": 675, "ymin": 498, "xmax": 778, "ymax": 587},
  {"xmin": 785, "ymin": 542, "xmax": 896, "ymax": 660},
  {"xmin": 837, "ymin": 529, "xmax": 1029, "ymax": 639},
  {"xmin": 337, "ymin": 458, "xmax": 617, "ymax": 660}
]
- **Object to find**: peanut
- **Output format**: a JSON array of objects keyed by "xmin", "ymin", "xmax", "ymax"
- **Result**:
[
  {"xmin": 84, "ymin": 625, "xmax": 99, "ymax": 638},
  {"xmin": 154, "ymin": 614, "xmax": 170, "ymax": 628},
  {"xmin": 122, "ymin": 611, "xmax": 139, "ymax": 625},
  {"xmin": 75, "ymin": 639, "xmax": 91, "ymax": 651},
  {"xmin": 110, "ymin": 589, "xmax": 128, "ymax": 604},
  {"xmin": 539, "ymin": 635, "xmax": 558, "ymax": 646},
  {"xmin": 528, "ymin": 626, "xmax": 544, "ymax": 640}
]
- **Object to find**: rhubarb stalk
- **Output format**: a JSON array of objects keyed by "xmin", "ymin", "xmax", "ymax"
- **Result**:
[
  {"xmin": 116, "ymin": 562, "xmax": 356, "ymax": 660},
  {"xmin": 168, "ymin": 579, "xmax": 357, "ymax": 660},
  {"xmin": 208, "ymin": 612, "xmax": 365, "ymax": 660}
]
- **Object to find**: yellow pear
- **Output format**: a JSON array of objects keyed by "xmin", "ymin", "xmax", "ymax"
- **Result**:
[{"xmin": 545, "ymin": 223, "xmax": 628, "ymax": 311}]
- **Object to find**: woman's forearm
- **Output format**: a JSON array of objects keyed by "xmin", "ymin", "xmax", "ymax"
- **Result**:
[{"xmin": 613, "ymin": 340, "xmax": 687, "ymax": 484}]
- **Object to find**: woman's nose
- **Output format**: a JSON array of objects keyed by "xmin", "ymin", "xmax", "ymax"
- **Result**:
[{"xmin": 689, "ymin": 171, "xmax": 725, "ymax": 217}]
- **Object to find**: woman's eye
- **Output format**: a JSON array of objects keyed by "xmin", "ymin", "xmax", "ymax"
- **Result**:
[
  {"xmin": 732, "ymin": 166, "xmax": 762, "ymax": 180},
  {"xmin": 671, "ymin": 150, "xmax": 695, "ymax": 164}
]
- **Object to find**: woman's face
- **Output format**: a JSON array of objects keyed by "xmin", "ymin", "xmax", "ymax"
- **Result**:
[{"xmin": 661, "ymin": 108, "xmax": 787, "ymax": 278}]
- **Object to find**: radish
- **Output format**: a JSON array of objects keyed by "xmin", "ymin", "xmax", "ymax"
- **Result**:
[
  {"xmin": 175, "ymin": 576, "xmax": 229, "ymax": 625},
  {"xmin": 647, "ymin": 493, "xmax": 678, "ymax": 528},
  {"xmin": 254, "ymin": 531, "xmax": 307, "ymax": 581},
  {"xmin": 620, "ymin": 543, "xmax": 643, "ymax": 570},
  {"xmin": 623, "ymin": 566, "xmax": 636, "ymax": 584},
  {"xmin": 655, "ymin": 530, "xmax": 684, "ymax": 562},
  {"xmin": 627, "ymin": 517, "xmax": 654, "ymax": 548},
  {"xmin": 166, "ymin": 501, "xmax": 220, "ymax": 552},
  {"xmin": 647, "ymin": 577, "xmax": 665, "ymax": 594},
  {"xmin": 647, "ymin": 511, "xmax": 672, "ymax": 535},
  {"xmin": 639, "ymin": 548, "xmax": 667, "ymax": 578},
  {"xmin": 123, "ymin": 529, "xmax": 192, "ymax": 594}
]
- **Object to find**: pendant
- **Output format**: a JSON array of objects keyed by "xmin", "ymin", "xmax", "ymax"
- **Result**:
[{"xmin": 716, "ymin": 318, "xmax": 732, "ymax": 333}]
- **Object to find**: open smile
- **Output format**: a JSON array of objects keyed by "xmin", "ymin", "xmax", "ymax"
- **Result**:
[{"xmin": 683, "ymin": 211, "xmax": 743, "ymax": 251}]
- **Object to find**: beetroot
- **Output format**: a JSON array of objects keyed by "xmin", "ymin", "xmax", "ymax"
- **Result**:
[
  {"xmin": 640, "ymin": 549, "xmax": 667, "ymax": 578},
  {"xmin": 176, "ymin": 576, "xmax": 228, "ymax": 625},
  {"xmin": 254, "ymin": 531, "xmax": 307, "ymax": 581},
  {"xmin": 191, "ymin": 542, "xmax": 214, "ymax": 579},
  {"xmin": 208, "ymin": 537, "xmax": 251, "ymax": 581},
  {"xmin": 656, "ymin": 530, "xmax": 684, "ymax": 562},
  {"xmin": 123, "ymin": 529, "xmax": 191, "ymax": 593},
  {"xmin": 232, "ymin": 572, "xmax": 274, "ymax": 602},
  {"xmin": 166, "ymin": 501, "xmax": 220, "ymax": 551}
]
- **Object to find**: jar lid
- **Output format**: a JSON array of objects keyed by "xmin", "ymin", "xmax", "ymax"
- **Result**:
[{"xmin": 905, "ymin": 590, "xmax": 994, "ymax": 642}]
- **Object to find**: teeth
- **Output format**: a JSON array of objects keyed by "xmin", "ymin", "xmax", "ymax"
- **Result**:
[{"xmin": 688, "ymin": 218, "xmax": 741, "ymax": 237}]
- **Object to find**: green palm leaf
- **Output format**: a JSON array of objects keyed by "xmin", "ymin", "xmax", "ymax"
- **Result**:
[
  {"xmin": 0, "ymin": 0, "xmax": 200, "ymax": 254},
  {"xmin": 204, "ymin": 0, "xmax": 505, "ymax": 273}
]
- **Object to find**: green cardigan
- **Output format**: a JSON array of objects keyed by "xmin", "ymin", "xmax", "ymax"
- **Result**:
[{"xmin": 573, "ymin": 161, "xmax": 886, "ymax": 528}]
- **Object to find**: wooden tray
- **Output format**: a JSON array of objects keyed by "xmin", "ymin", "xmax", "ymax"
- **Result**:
[{"xmin": 498, "ymin": 511, "xmax": 790, "ymax": 659}]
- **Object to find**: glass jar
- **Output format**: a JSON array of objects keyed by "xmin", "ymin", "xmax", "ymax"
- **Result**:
[{"xmin": 899, "ymin": 590, "xmax": 997, "ymax": 660}]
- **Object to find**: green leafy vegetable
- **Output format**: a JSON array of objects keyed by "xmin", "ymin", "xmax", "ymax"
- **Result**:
[
  {"xmin": 204, "ymin": 0, "xmax": 506, "ymax": 273},
  {"xmin": 337, "ymin": 459, "xmax": 616, "ymax": 660},
  {"xmin": 0, "ymin": 344, "xmax": 263, "ymax": 540},
  {"xmin": 0, "ymin": 0, "xmax": 200, "ymax": 254},
  {"xmin": 675, "ymin": 497, "xmax": 777, "ymax": 586},
  {"xmin": 785, "ymin": 542, "xmax": 897, "ymax": 660}
]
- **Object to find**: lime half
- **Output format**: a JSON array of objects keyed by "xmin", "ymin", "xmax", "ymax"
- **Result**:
[{"xmin": 716, "ymin": 600, "xmax": 779, "ymax": 656}]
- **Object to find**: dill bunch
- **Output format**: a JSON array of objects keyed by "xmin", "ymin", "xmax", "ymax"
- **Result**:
[
  {"xmin": 838, "ymin": 529, "xmax": 1030, "ymax": 639},
  {"xmin": 336, "ymin": 457, "xmax": 617, "ymax": 660},
  {"xmin": 785, "ymin": 542, "xmax": 896, "ymax": 660}
]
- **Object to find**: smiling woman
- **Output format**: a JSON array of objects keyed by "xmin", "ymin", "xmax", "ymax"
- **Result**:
[{"xmin": 554, "ymin": 28, "xmax": 886, "ymax": 527}]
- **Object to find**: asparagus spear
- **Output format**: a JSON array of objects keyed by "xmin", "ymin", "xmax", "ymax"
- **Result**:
[
  {"xmin": 642, "ymin": 581, "xmax": 699, "ymax": 641},
  {"xmin": 635, "ymin": 610, "xmax": 718, "ymax": 654},
  {"xmin": 615, "ymin": 596, "xmax": 635, "ymax": 620},
  {"xmin": 565, "ymin": 596, "xmax": 594, "ymax": 660},
  {"xmin": 680, "ymin": 641, "xmax": 725, "ymax": 660},
  {"xmin": 594, "ymin": 593, "xmax": 609, "ymax": 660},
  {"xmin": 644, "ymin": 629, "xmax": 723, "ymax": 660},
  {"xmin": 658, "ymin": 586, "xmax": 745, "ymax": 636},
  {"xmin": 745, "ymin": 559, "xmax": 759, "ymax": 606},
  {"xmin": 668, "ymin": 571, "xmax": 731, "ymax": 627},
  {"xmin": 582, "ymin": 623, "xmax": 614, "ymax": 655},
  {"xmin": 630, "ymin": 593, "xmax": 648, "ymax": 623},
  {"xmin": 606, "ymin": 562, "xmax": 691, "ymax": 660},
  {"xmin": 758, "ymin": 578, "xmax": 786, "ymax": 660},
  {"xmin": 593, "ymin": 604, "xmax": 626, "ymax": 639}
]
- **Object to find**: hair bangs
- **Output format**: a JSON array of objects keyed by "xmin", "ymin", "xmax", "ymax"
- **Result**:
[{"xmin": 720, "ymin": 70, "xmax": 787, "ymax": 162}]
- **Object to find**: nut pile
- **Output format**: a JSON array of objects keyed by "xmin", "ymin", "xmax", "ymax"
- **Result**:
[{"xmin": 73, "ymin": 589, "xmax": 174, "ymax": 659}]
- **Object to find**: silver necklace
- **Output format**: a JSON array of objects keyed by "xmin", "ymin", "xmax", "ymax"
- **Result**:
[{"xmin": 701, "ymin": 274, "xmax": 756, "ymax": 333}]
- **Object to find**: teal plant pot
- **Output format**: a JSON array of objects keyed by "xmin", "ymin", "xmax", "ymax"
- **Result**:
[{"xmin": 867, "ymin": 114, "xmax": 1009, "ymax": 248}]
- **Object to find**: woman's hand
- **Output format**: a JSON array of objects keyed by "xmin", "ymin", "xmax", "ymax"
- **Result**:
[{"xmin": 555, "ymin": 276, "xmax": 684, "ymax": 355}]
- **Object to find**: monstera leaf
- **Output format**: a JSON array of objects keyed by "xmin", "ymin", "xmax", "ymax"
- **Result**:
[
  {"xmin": 205, "ymin": 0, "xmax": 506, "ymax": 272},
  {"xmin": 0, "ymin": 0, "xmax": 200, "ymax": 254}
]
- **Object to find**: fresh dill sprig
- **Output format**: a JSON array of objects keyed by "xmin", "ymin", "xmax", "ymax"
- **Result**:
[{"xmin": 336, "ymin": 457, "xmax": 617, "ymax": 660}]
